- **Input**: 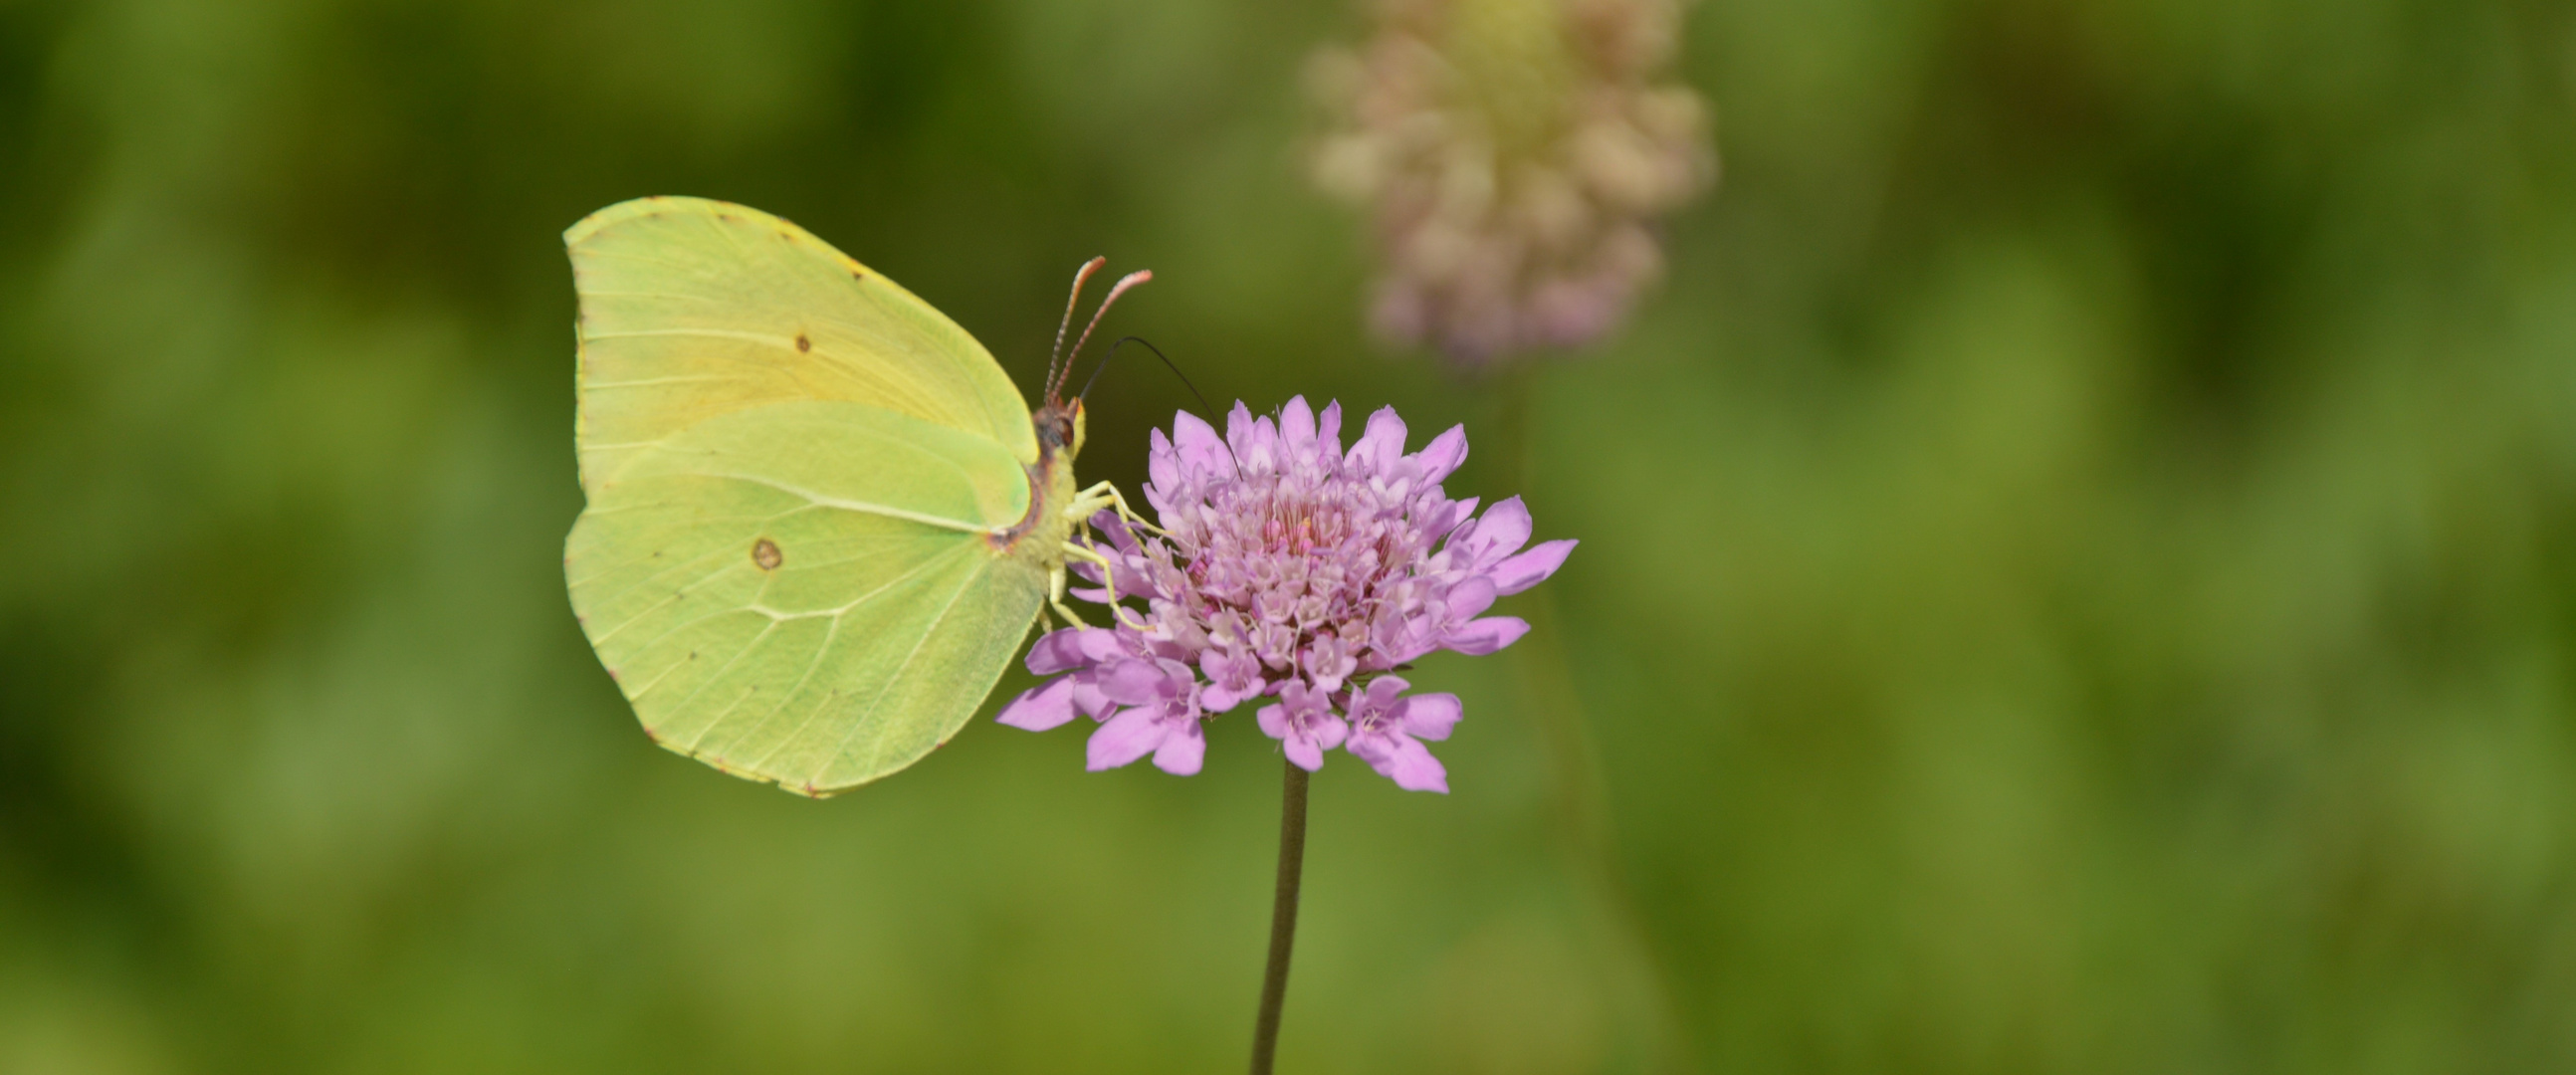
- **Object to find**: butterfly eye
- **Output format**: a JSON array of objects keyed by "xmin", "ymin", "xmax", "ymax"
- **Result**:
[{"xmin": 1033, "ymin": 409, "xmax": 1074, "ymax": 450}]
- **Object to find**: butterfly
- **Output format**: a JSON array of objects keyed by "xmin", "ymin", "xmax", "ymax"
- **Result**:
[{"xmin": 562, "ymin": 196, "xmax": 1149, "ymax": 796}]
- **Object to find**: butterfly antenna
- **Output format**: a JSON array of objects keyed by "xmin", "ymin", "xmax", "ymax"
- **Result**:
[
  {"xmin": 1055, "ymin": 270, "xmax": 1152, "ymax": 400},
  {"xmin": 1047, "ymin": 257, "xmax": 1108, "ymax": 403},
  {"xmin": 1082, "ymin": 335, "xmax": 1211, "ymax": 416}
]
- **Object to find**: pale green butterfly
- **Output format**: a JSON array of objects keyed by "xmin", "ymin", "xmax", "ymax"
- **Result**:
[{"xmin": 562, "ymin": 196, "xmax": 1149, "ymax": 796}]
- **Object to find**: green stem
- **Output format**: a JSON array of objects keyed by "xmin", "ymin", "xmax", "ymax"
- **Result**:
[{"xmin": 1248, "ymin": 758, "xmax": 1311, "ymax": 1075}]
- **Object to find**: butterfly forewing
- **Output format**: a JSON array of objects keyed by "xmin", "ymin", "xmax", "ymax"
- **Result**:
[{"xmin": 567, "ymin": 196, "xmax": 1040, "ymax": 497}]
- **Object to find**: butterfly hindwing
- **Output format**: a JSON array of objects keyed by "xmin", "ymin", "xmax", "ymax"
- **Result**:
[{"xmin": 566, "ymin": 400, "xmax": 1047, "ymax": 795}]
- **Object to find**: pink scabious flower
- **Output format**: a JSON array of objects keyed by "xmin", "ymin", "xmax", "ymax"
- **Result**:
[
  {"xmin": 1306, "ymin": 0, "xmax": 1715, "ymax": 365},
  {"xmin": 996, "ymin": 397, "xmax": 1575, "ymax": 792}
]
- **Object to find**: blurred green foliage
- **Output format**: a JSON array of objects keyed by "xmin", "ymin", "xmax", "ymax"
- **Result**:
[{"xmin": 3, "ymin": 0, "xmax": 2573, "ymax": 1072}]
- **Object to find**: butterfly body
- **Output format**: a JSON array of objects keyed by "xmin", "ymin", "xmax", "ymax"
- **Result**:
[
  {"xmin": 562, "ymin": 196, "xmax": 1108, "ymax": 797},
  {"xmin": 993, "ymin": 399, "xmax": 1086, "ymax": 562}
]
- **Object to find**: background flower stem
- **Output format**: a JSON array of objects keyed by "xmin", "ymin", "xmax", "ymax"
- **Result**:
[
  {"xmin": 1248, "ymin": 758, "xmax": 1310, "ymax": 1075},
  {"xmin": 1496, "ymin": 368, "xmax": 1697, "ymax": 1072}
]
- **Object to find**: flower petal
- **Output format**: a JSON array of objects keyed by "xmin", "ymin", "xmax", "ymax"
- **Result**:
[
  {"xmin": 1490, "ymin": 538, "xmax": 1576, "ymax": 595},
  {"xmin": 1316, "ymin": 400, "xmax": 1344, "ymax": 458},
  {"xmin": 1345, "ymin": 728, "xmax": 1394, "ymax": 768},
  {"xmin": 1371, "ymin": 612, "xmax": 1439, "ymax": 665},
  {"xmin": 996, "ymin": 677, "xmax": 1079, "ymax": 731},
  {"xmin": 1153, "ymin": 720, "xmax": 1206, "ymax": 775},
  {"xmin": 1382, "ymin": 737, "xmax": 1450, "ymax": 792},
  {"xmin": 1445, "ymin": 574, "xmax": 1499, "ymax": 622},
  {"xmin": 1092, "ymin": 512, "xmax": 1146, "ymax": 555},
  {"xmin": 1282, "ymin": 734, "xmax": 1325, "ymax": 771},
  {"xmin": 1027, "ymin": 627, "xmax": 1121, "ymax": 675},
  {"xmin": 1197, "ymin": 650, "xmax": 1257, "ymax": 712},
  {"xmin": 1313, "ymin": 713, "xmax": 1350, "ymax": 752},
  {"xmin": 1443, "ymin": 615, "xmax": 1529, "ymax": 655},
  {"xmin": 1228, "ymin": 404, "xmax": 1282, "ymax": 474},
  {"xmin": 1395, "ymin": 692, "xmax": 1463, "ymax": 741},
  {"xmin": 1072, "ymin": 679, "xmax": 1116, "ymax": 720},
  {"xmin": 1249, "ymin": 414, "xmax": 1281, "ymax": 471},
  {"xmin": 1349, "ymin": 406, "xmax": 1408, "ymax": 473},
  {"xmin": 1300, "ymin": 635, "xmax": 1357, "ymax": 695},
  {"xmin": 1347, "ymin": 675, "xmax": 1409, "ymax": 726},
  {"xmin": 1096, "ymin": 659, "xmax": 1172, "ymax": 706},
  {"xmin": 1201, "ymin": 682, "xmax": 1249, "ymax": 714},
  {"xmin": 1281, "ymin": 396, "xmax": 1317, "ymax": 458},
  {"xmin": 1172, "ymin": 409, "xmax": 1231, "ymax": 481},
  {"xmin": 1461, "ymin": 497, "xmax": 1532, "ymax": 566},
  {"xmin": 1147, "ymin": 427, "xmax": 1180, "ymax": 494},
  {"xmin": 1414, "ymin": 424, "xmax": 1469, "ymax": 485},
  {"xmin": 1086, "ymin": 708, "xmax": 1168, "ymax": 770},
  {"xmin": 1349, "ymin": 729, "xmax": 1448, "ymax": 792},
  {"xmin": 1256, "ymin": 701, "xmax": 1292, "ymax": 741}
]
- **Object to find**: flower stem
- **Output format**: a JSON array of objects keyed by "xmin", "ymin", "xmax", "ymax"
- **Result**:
[{"xmin": 1248, "ymin": 757, "xmax": 1311, "ymax": 1075}]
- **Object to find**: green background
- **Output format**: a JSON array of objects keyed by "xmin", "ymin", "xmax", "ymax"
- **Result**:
[{"xmin": 4, "ymin": 1, "xmax": 2573, "ymax": 1072}]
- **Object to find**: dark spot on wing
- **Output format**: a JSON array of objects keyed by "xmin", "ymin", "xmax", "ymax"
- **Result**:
[
  {"xmin": 851, "ymin": 269, "xmax": 864, "ymax": 281},
  {"xmin": 795, "ymin": 332, "xmax": 810, "ymax": 353},
  {"xmin": 753, "ymin": 538, "xmax": 783, "ymax": 571}
]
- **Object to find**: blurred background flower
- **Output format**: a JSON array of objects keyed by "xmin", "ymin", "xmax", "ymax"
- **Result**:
[
  {"xmin": 1308, "ymin": 0, "xmax": 1714, "ymax": 364},
  {"xmin": 2, "ymin": 1, "xmax": 2573, "ymax": 1074}
]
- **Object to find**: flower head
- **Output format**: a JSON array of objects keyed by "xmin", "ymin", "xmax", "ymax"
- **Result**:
[
  {"xmin": 1307, "ymin": 0, "xmax": 1714, "ymax": 365},
  {"xmin": 997, "ymin": 397, "xmax": 1575, "ymax": 791}
]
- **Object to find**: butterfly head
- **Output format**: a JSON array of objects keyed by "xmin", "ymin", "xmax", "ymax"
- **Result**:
[{"xmin": 1035, "ymin": 397, "xmax": 1086, "ymax": 461}]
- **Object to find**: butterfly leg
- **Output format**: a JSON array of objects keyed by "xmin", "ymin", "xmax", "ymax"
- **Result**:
[
  {"xmin": 1058, "ymin": 539, "xmax": 1152, "ymax": 631},
  {"xmin": 1063, "ymin": 481, "xmax": 1165, "ymax": 536},
  {"xmin": 1046, "ymin": 560, "xmax": 1090, "ymax": 629}
]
